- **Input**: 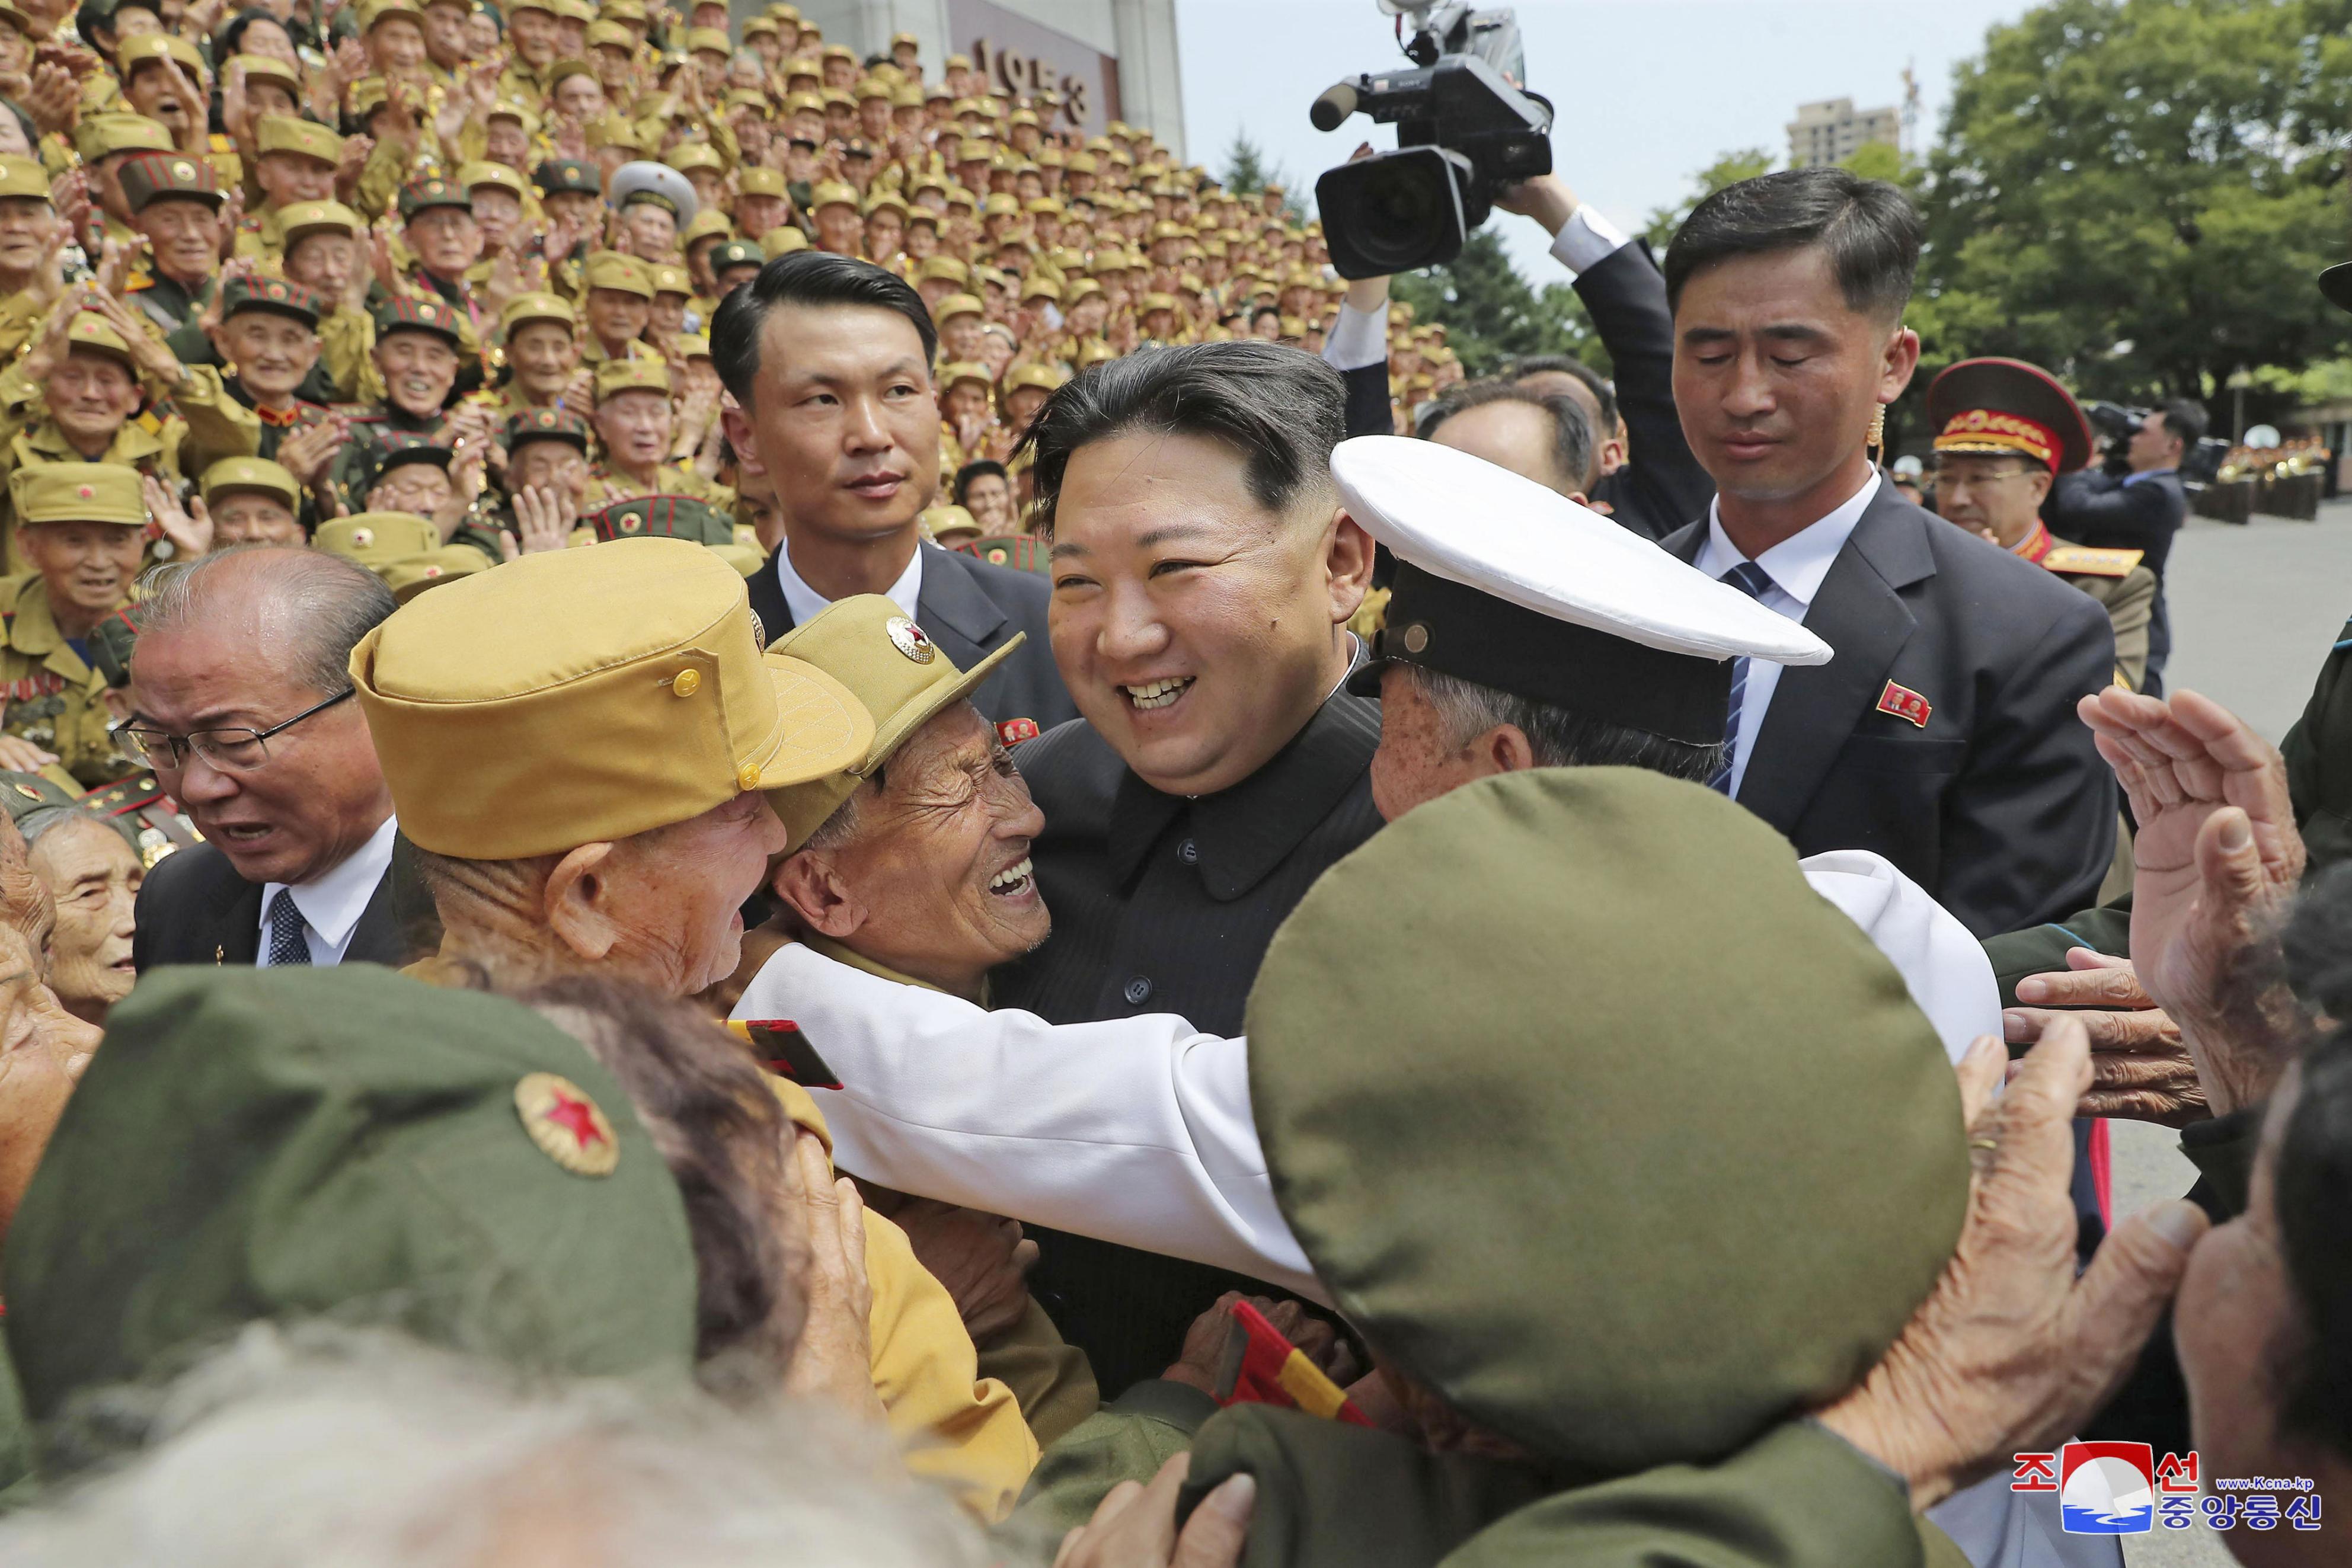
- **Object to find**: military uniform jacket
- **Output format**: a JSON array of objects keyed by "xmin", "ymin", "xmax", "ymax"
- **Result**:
[
  {"xmin": 743, "ymin": 539, "xmax": 1077, "ymax": 732},
  {"xmin": 0, "ymin": 576, "xmax": 139, "ymax": 788},
  {"xmin": 2017, "ymin": 526, "xmax": 2155, "ymax": 692},
  {"xmin": 990, "ymin": 686, "xmax": 1384, "ymax": 1396},
  {"xmin": 2284, "ymin": 612, "xmax": 2352, "ymax": 879},
  {"xmin": 1661, "ymin": 487, "xmax": 2118, "ymax": 938}
]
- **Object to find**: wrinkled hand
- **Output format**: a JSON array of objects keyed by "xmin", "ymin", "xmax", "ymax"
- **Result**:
[
  {"xmin": 1161, "ymin": 1291, "xmax": 1354, "ymax": 1396},
  {"xmin": 0, "ymin": 735, "xmax": 57, "ymax": 772},
  {"xmin": 882, "ymin": 1196, "xmax": 1036, "ymax": 1342},
  {"xmin": 143, "ymin": 473, "xmax": 211, "ymax": 557},
  {"xmin": 1815, "ymin": 1026, "xmax": 2207, "ymax": 1509},
  {"xmin": 2005, "ymin": 949, "xmax": 2206, "ymax": 1125},
  {"xmin": 2081, "ymin": 687, "xmax": 2311, "ymax": 1113},
  {"xmin": 497, "ymin": 483, "xmax": 572, "ymax": 559},
  {"xmin": 220, "ymin": 56, "xmax": 253, "ymax": 145},
  {"xmin": 335, "ymin": 132, "xmax": 373, "ymax": 197},
  {"xmin": 778, "ymin": 1130, "xmax": 882, "ymax": 1421},
  {"xmin": 274, "ymin": 413, "xmax": 345, "ymax": 489},
  {"xmin": 1054, "ymin": 1454, "xmax": 1253, "ymax": 1568},
  {"xmin": 21, "ymin": 59, "xmax": 77, "ymax": 139}
]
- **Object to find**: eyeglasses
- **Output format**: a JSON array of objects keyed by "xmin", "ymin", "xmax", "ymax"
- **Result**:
[{"xmin": 121, "ymin": 689, "xmax": 354, "ymax": 773}]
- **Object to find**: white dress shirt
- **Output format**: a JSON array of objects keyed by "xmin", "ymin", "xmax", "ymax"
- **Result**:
[
  {"xmin": 1693, "ymin": 471, "xmax": 1880, "ymax": 796},
  {"xmin": 257, "ymin": 814, "xmax": 399, "ymax": 967},
  {"xmin": 1546, "ymin": 203, "xmax": 1632, "ymax": 278},
  {"xmin": 733, "ymin": 849, "xmax": 1995, "ymax": 1303},
  {"xmin": 772, "ymin": 538, "xmax": 925, "ymax": 627}
]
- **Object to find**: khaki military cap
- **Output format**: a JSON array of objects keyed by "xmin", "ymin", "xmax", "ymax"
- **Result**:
[
  {"xmin": 938, "ymin": 360, "xmax": 990, "ymax": 392},
  {"xmin": 891, "ymin": 84, "xmax": 922, "ymax": 110},
  {"xmin": 980, "ymin": 193, "xmax": 1019, "ymax": 219},
  {"xmin": 229, "ymin": 52, "xmax": 299, "ymax": 93},
  {"xmin": 61, "ymin": 309, "xmax": 135, "ymax": 370},
  {"xmin": 862, "ymin": 190, "xmax": 907, "ymax": 220},
  {"xmin": 586, "ymin": 113, "xmax": 644, "ymax": 152},
  {"xmin": 353, "ymin": 537, "xmax": 872, "ymax": 859},
  {"xmin": 1139, "ymin": 292, "xmax": 1178, "ymax": 313},
  {"xmin": 453, "ymin": 161, "xmax": 525, "ymax": 205},
  {"xmin": 117, "ymin": 30, "xmax": 205, "ymax": 76},
  {"xmin": 921, "ymin": 503, "xmax": 980, "ymax": 543},
  {"xmin": 1017, "ymin": 275, "xmax": 1060, "ymax": 304},
  {"xmin": 76, "ymin": 112, "xmax": 174, "ymax": 162},
  {"xmin": 256, "ymin": 114, "xmax": 343, "ymax": 166},
  {"xmin": 12, "ymin": 463, "xmax": 143, "ymax": 527},
  {"xmin": 0, "ymin": 153, "xmax": 47, "ymax": 201},
  {"xmin": 820, "ymin": 42, "xmax": 852, "ymax": 60},
  {"xmin": 648, "ymin": 263, "xmax": 691, "ymax": 297},
  {"xmin": 736, "ymin": 165, "xmax": 787, "ymax": 198},
  {"xmin": 918, "ymin": 254, "xmax": 969, "ymax": 286},
  {"xmin": 817, "ymin": 87, "xmax": 851, "ymax": 110},
  {"xmin": 277, "ymin": 198, "xmax": 362, "ymax": 248},
  {"xmin": 356, "ymin": 0, "xmax": 422, "ymax": 28},
  {"xmin": 760, "ymin": 225, "xmax": 808, "ymax": 259},
  {"xmin": 782, "ymin": 89, "xmax": 822, "ymax": 116},
  {"xmin": 852, "ymin": 75, "xmax": 890, "ymax": 102},
  {"xmin": 382, "ymin": 545, "xmax": 493, "ymax": 601},
  {"xmin": 665, "ymin": 142, "xmax": 724, "ymax": 176},
  {"xmin": 488, "ymin": 98, "xmax": 540, "ymax": 130},
  {"xmin": 582, "ymin": 249, "xmax": 656, "ymax": 297},
  {"xmin": 942, "ymin": 50, "xmax": 969, "ymax": 69},
  {"xmin": 739, "ymin": 14, "xmax": 774, "ymax": 37},
  {"xmin": 585, "ymin": 17, "xmax": 630, "ymax": 48},
  {"xmin": 498, "ymin": 290, "xmax": 576, "ymax": 337},
  {"xmin": 1245, "ymin": 767, "xmax": 1966, "ymax": 1479},
  {"xmin": 1002, "ymin": 362, "xmax": 1061, "ymax": 395},
  {"xmin": 554, "ymin": 0, "xmax": 597, "ymax": 20},
  {"xmin": 1072, "ymin": 336, "xmax": 1117, "ymax": 368},
  {"xmin": 932, "ymin": 292, "xmax": 982, "ymax": 323},
  {"xmin": 199, "ymin": 455, "xmax": 299, "ymax": 510},
  {"xmin": 682, "ymin": 207, "xmax": 734, "ymax": 247},
  {"xmin": 317, "ymin": 510, "xmax": 439, "ymax": 566},
  {"xmin": 1066, "ymin": 151, "xmax": 1097, "ymax": 174},
  {"xmin": 596, "ymin": 356, "xmax": 670, "ymax": 398},
  {"xmin": 765, "ymin": 594, "xmax": 1023, "ymax": 850},
  {"xmin": 807, "ymin": 179, "xmax": 858, "ymax": 213},
  {"xmin": 1064, "ymin": 276, "xmax": 1101, "ymax": 304}
]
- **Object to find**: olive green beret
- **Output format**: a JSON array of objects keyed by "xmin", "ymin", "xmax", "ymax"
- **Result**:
[
  {"xmin": 1244, "ymin": 768, "xmax": 1968, "ymax": 1478},
  {"xmin": 1, "ymin": 967, "xmax": 701, "ymax": 1423}
]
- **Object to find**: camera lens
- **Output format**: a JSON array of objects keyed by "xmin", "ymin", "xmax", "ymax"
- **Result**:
[
  {"xmin": 1316, "ymin": 146, "xmax": 1471, "ymax": 278},
  {"xmin": 1357, "ymin": 158, "xmax": 1449, "ymax": 271}
]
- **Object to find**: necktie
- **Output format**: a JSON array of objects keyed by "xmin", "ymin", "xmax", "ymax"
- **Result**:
[
  {"xmin": 1707, "ymin": 561, "xmax": 1777, "ymax": 795},
  {"xmin": 266, "ymin": 888, "xmax": 312, "ymax": 967}
]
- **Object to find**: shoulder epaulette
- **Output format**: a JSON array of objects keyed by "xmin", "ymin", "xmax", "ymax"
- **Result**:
[{"xmin": 2043, "ymin": 545, "xmax": 2144, "ymax": 578}]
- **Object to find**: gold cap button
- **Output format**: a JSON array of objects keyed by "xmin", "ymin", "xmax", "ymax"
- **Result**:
[
  {"xmin": 671, "ymin": 668, "xmax": 701, "ymax": 697},
  {"xmin": 737, "ymin": 762, "xmax": 761, "ymax": 791}
]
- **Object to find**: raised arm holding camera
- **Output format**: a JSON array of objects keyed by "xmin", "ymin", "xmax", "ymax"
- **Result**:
[{"xmin": 2049, "ymin": 399, "xmax": 2206, "ymax": 696}]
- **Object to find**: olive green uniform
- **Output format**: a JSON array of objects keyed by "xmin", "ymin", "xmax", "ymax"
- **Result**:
[{"xmin": 0, "ymin": 575, "xmax": 139, "ymax": 787}]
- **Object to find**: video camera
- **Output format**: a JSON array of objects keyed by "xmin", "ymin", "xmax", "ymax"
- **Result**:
[
  {"xmin": 1309, "ymin": 1, "xmax": 1553, "ymax": 279},
  {"xmin": 2085, "ymin": 401, "xmax": 2227, "ymax": 484}
]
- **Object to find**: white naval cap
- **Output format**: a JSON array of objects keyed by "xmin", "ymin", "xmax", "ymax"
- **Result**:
[
  {"xmin": 608, "ymin": 160, "xmax": 698, "ymax": 229},
  {"xmin": 1334, "ymin": 436, "xmax": 1832, "ymax": 744}
]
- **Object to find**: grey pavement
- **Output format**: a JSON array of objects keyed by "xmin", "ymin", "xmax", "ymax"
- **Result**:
[{"xmin": 2106, "ymin": 503, "xmax": 2351, "ymax": 1568}]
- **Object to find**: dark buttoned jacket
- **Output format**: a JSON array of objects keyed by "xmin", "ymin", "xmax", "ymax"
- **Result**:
[
  {"xmin": 2050, "ymin": 468, "xmax": 2188, "ymax": 579},
  {"xmin": 130, "ymin": 840, "xmax": 405, "ymax": 970},
  {"xmin": 992, "ymin": 688, "xmax": 1386, "ymax": 1394},
  {"xmin": 746, "ymin": 539, "xmax": 1078, "ymax": 732},
  {"xmin": 1660, "ymin": 487, "xmax": 2118, "ymax": 938},
  {"xmin": 1575, "ymin": 241, "xmax": 1717, "ymax": 543}
]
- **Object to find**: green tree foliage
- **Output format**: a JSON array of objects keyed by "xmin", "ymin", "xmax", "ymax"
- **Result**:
[
  {"xmin": 1919, "ymin": 0, "xmax": 2352, "ymax": 411},
  {"xmin": 1643, "ymin": 148, "xmax": 1776, "ymax": 251},
  {"xmin": 1389, "ymin": 228, "xmax": 1601, "ymax": 379},
  {"xmin": 1219, "ymin": 130, "xmax": 1304, "ymax": 220}
]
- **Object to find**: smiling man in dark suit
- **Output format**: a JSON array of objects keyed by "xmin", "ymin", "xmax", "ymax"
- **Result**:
[
  {"xmin": 125, "ymin": 548, "xmax": 405, "ymax": 970},
  {"xmin": 714, "ymin": 250, "xmax": 1075, "ymax": 740},
  {"xmin": 1656, "ymin": 168, "xmax": 2117, "ymax": 939}
]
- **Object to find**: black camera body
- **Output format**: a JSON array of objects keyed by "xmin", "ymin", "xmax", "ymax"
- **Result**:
[{"xmin": 1311, "ymin": 4, "xmax": 1552, "ymax": 279}]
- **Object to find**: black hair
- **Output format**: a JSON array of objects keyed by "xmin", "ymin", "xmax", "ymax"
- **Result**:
[
  {"xmin": 710, "ymin": 249, "xmax": 937, "ymax": 406},
  {"xmin": 1663, "ymin": 167, "xmax": 1922, "ymax": 321},
  {"xmin": 215, "ymin": 7, "xmax": 288, "ymax": 58},
  {"xmin": 952, "ymin": 458, "xmax": 1007, "ymax": 507},
  {"xmin": 1507, "ymin": 353, "xmax": 1618, "ymax": 434},
  {"xmin": 1407, "ymin": 664, "xmax": 1727, "ymax": 784},
  {"xmin": 2153, "ymin": 398, "xmax": 2209, "ymax": 452},
  {"xmin": 1419, "ymin": 379, "xmax": 1597, "ymax": 494},
  {"xmin": 1018, "ymin": 341, "xmax": 1345, "ymax": 539},
  {"xmin": 1250, "ymin": 303, "xmax": 1280, "ymax": 326}
]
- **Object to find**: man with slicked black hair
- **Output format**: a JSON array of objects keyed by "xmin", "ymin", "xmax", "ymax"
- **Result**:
[
  {"xmin": 1655, "ymin": 167, "xmax": 2117, "ymax": 940},
  {"xmin": 713, "ymin": 250, "xmax": 1073, "ymax": 733}
]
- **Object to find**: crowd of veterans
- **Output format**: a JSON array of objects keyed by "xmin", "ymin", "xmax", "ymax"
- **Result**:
[{"xmin": 0, "ymin": 1, "xmax": 2338, "ymax": 1562}]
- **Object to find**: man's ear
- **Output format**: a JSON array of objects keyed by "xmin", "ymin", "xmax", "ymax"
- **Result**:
[
  {"xmin": 1880, "ymin": 323, "xmax": 1922, "ymax": 403},
  {"xmin": 542, "ymin": 840, "xmax": 619, "ymax": 962},
  {"xmin": 1481, "ymin": 724, "xmax": 1537, "ymax": 777},
  {"xmin": 1324, "ymin": 507, "xmax": 1375, "ymax": 626},
  {"xmin": 721, "ymin": 402, "xmax": 765, "ymax": 476},
  {"xmin": 771, "ymin": 849, "xmax": 865, "ymax": 939}
]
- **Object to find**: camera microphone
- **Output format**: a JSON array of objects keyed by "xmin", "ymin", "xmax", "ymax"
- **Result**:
[{"xmin": 1309, "ymin": 80, "xmax": 1360, "ymax": 132}]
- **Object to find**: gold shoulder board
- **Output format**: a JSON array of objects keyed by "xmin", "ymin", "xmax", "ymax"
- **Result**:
[{"xmin": 2043, "ymin": 545, "xmax": 2145, "ymax": 578}]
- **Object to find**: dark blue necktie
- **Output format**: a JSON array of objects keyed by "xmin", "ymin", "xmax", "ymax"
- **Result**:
[
  {"xmin": 266, "ymin": 888, "xmax": 312, "ymax": 967},
  {"xmin": 1708, "ymin": 561, "xmax": 1777, "ymax": 795}
]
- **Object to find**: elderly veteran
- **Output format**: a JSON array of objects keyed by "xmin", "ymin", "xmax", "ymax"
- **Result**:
[
  {"xmin": 571, "ymin": 493, "xmax": 759, "ymax": 575},
  {"xmin": 577, "ymin": 248, "xmax": 656, "ymax": 366},
  {"xmin": 1027, "ymin": 770, "xmax": 2200, "ymax": 1563},
  {"xmin": 199, "ymin": 455, "xmax": 305, "ymax": 547},
  {"xmin": 316, "ymin": 511, "xmax": 493, "ymax": 601},
  {"xmin": 583, "ymin": 356, "xmax": 733, "ymax": 513},
  {"xmin": 0, "ymin": 465, "xmax": 149, "ymax": 786},
  {"xmin": 2, "ymin": 772, "xmax": 141, "ymax": 1026},
  {"xmin": 350, "ymin": 536, "xmax": 1043, "ymax": 1517}
]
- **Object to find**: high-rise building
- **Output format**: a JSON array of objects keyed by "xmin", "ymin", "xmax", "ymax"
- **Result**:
[
  {"xmin": 1786, "ymin": 97, "xmax": 1899, "ymax": 168},
  {"xmin": 781, "ymin": 0, "xmax": 1185, "ymax": 156}
]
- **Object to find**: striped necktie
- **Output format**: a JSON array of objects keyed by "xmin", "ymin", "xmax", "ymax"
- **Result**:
[
  {"xmin": 265, "ymin": 888, "xmax": 312, "ymax": 967},
  {"xmin": 1707, "ymin": 561, "xmax": 1777, "ymax": 795}
]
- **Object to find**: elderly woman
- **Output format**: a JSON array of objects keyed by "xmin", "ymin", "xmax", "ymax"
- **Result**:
[{"xmin": 16, "ymin": 793, "xmax": 140, "ymax": 1026}]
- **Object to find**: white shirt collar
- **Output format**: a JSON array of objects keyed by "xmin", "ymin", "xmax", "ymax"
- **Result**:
[
  {"xmin": 1697, "ymin": 470, "xmax": 1880, "ymax": 609},
  {"xmin": 773, "ymin": 537, "xmax": 925, "ymax": 627},
  {"xmin": 266, "ymin": 814, "xmax": 398, "ymax": 952}
]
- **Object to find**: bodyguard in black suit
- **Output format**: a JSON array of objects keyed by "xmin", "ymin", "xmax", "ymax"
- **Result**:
[
  {"xmin": 713, "ymin": 251, "xmax": 1076, "ymax": 738},
  {"xmin": 744, "ymin": 540, "xmax": 1075, "ymax": 732},
  {"xmin": 1660, "ymin": 167, "xmax": 2117, "ymax": 939},
  {"xmin": 2049, "ymin": 399, "xmax": 2204, "ymax": 695}
]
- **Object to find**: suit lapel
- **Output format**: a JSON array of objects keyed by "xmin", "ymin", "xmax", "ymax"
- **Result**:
[
  {"xmin": 915, "ymin": 546, "xmax": 1011, "ymax": 670},
  {"xmin": 346, "ymin": 868, "xmax": 403, "ymax": 966},
  {"xmin": 746, "ymin": 548, "xmax": 792, "ymax": 642},
  {"xmin": 219, "ymin": 873, "xmax": 263, "ymax": 964},
  {"xmin": 1734, "ymin": 492, "xmax": 1934, "ymax": 832}
]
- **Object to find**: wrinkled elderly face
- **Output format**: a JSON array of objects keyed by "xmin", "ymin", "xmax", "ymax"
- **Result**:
[
  {"xmin": 21, "ymin": 521, "xmax": 143, "ymax": 622},
  {"xmin": 124, "ymin": 58, "xmax": 197, "ymax": 131},
  {"xmin": 484, "ymin": 116, "xmax": 530, "ymax": 169},
  {"xmin": 285, "ymin": 229, "xmax": 357, "ymax": 300},
  {"xmin": 135, "ymin": 193, "xmax": 220, "ymax": 282},
  {"xmin": 509, "ymin": 437, "xmax": 589, "ymax": 501},
  {"xmin": 1932, "ymin": 453, "xmax": 2051, "ymax": 549},
  {"xmin": 366, "ymin": 13, "xmax": 425, "ymax": 72},
  {"xmin": 0, "ymin": 194, "xmax": 55, "ymax": 273},
  {"xmin": 777, "ymin": 704, "xmax": 1046, "ymax": 994},
  {"xmin": 27, "ymin": 815, "xmax": 139, "ymax": 1025},
  {"xmin": 507, "ymin": 1, "xmax": 554, "ymax": 62},
  {"xmin": 509, "ymin": 319, "xmax": 579, "ymax": 399},
  {"xmin": 621, "ymin": 203, "xmax": 675, "ymax": 259},
  {"xmin": 469, "ymin": 184, "xmax": 522, "ymax": 250},
  {"xmin": 366, "ymin": 458, "xmax": 452, "ymax": 516},
  {"xmin": 552, "ymin": 69, "xmax": 605, "ymax": 120},
  {"xmin": 255, "ymin": 149, "xmax": 334, "ymax": 207},
  {"xmin": 218, "ymin": 308, "xmax": 321, "ymax": 400},
  {"xmin": 47, "ymin": 347, "xmax": 140, "ymax": 447},
  {"xmin": 585, "ymin": 793, "xmax": 790, "ymax": 996},
  {"xmin": 210, "ymin": 489, "xmax": 302, "ymax": 546},
  {"xmin": 585, "ymin": 285, "xmax": 648, "ymax": 348},
  {"xmin": 0, "ymin": 817, "xmax": 103, "ymax": 1249},
  {"xmin": 375, "ymin": 328, "xmax": 458, "ymax": 417},
  {"xmin": 405, "ymin": 204, "xmax": 481, "ymax": 278},
  {"xmin": 594, "ymin": 387, "xmax": 670, "ymax": 471}
]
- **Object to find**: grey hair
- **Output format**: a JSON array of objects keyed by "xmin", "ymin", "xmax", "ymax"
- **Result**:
[
  {"xmin": 137, "ymin": 547, "xmax": 396, "ymax": 698},
  {"xmin": 2, "ymin": 1324, "xmax": 995, "ymax": 1568},
  {"xmin": 16, "ymin": 804, "xmax": 101, "ymax": 849},
  {"xmin": 1418, "ymin": 379, "xmax": 1598, "ymax": 494},
  {"xmin": 1407, "ymin": 664, "xmax": 1728, "ymax": 784}
]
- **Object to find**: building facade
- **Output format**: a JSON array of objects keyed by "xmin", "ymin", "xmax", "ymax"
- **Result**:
[
  {"xmin": 1786, "ymin": 97, "xmax": 1897, "ymax": 168},
  {"xmin": 779, "ymin": 0, "xmax": 1185, "ymax": 156}
]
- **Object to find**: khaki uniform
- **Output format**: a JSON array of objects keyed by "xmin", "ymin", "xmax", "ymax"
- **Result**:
[
  {"xmin": 2030, "ymin": 533, "xmax": 2156, "ymax": 692},
  {"xmin": 0, "ymin": 575, "xmax": 138, "ymax": 788},
  {"xmin": 579, "ymin": 460, "xmax": 734, "ymax": 513}
]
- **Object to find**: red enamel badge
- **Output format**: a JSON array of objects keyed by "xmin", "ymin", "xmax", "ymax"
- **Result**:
[
  {"xmin": 997, "ymin": 717, "xmax": 1040, "ymax": 745},
  {"xmin": 1877, "ymin": 681, "xmax": 1932, "ymax": 729}
]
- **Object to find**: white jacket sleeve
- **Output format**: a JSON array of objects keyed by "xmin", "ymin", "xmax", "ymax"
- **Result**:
[{"xmin": 733, "ymin": 944, "xmax": 1325, "ymax": 1301}]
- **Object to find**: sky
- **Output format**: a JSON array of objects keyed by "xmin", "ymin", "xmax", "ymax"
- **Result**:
[{"xmin": 1174, "ymin": 0, "xmax": 2037, "ymax": 280}]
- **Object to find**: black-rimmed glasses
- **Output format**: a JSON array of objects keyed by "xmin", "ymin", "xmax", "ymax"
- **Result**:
[{"xmin": 121, "ymin": 689, "xmax": 355, "ymax": 772}]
